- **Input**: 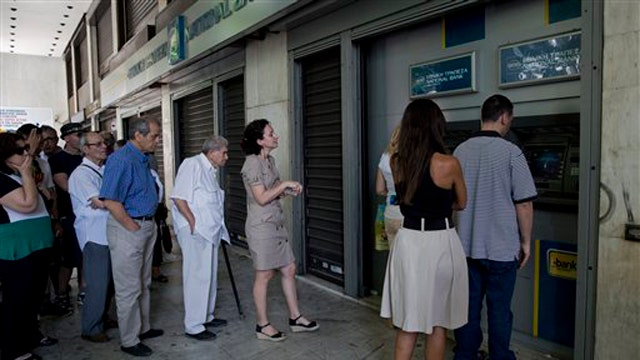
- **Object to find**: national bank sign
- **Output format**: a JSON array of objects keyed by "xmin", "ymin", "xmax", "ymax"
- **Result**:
[{"xmin": 102, "ymin": 0, "xmax": 297, "ymax": 106}]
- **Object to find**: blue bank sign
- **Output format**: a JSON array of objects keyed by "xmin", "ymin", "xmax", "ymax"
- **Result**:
[
  {"xmin": 410, "ymin": 52, "xmax": 476, "ymax": 98},
  {"xmin": 101, "ymin": 0, "xmax": 297, "ymax": 106}
]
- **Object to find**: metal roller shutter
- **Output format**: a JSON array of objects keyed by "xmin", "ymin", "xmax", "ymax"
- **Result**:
[
  {"xmin": 301, "ymin": 48, "xmax": 344, "ymax": 285},
  {"xmin": 219, "ymin": 75, "xmax": 247, "ymax": 247},
  {"xmin": 177, "ymin": 87, "xmax": 214, "ymax": 163},
  {"xmin": 125, "ymin": 0, "xmax": 156, "ymax": 41}
]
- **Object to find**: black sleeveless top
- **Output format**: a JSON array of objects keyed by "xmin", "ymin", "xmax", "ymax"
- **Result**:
[{"xmin": 399, "ymin": 159, "xmax": 453, "ymax": 220}]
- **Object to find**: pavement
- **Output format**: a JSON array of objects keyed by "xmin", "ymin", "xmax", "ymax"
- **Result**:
[{"xmin": 35, "ymin": 246, "xmax": 559, "ymax": 360}]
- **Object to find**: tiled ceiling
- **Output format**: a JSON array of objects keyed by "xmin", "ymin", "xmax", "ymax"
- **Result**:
[{"xmin": 0, "ymin": 0, "xmax": 93, "ymax": 57}]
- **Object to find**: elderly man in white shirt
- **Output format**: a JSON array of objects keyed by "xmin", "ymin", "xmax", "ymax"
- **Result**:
[
  {"xmin": 68, "ymin": 131, "xmax": 112, "ymax": 343},
  {"xmin": 171, "ymin": 135, "xmax": 230, "ymax": 341}
]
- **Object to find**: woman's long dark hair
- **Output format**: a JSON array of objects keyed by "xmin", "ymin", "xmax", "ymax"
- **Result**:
[
  {"xmin": 0, "ymin": 132, "xmax": 25, "ymax": 174},
  {"xmin": 391, "ymin": 98, "xmax": 447, "ymax": 205},
  {"xmin": 240, "ymin": 119, "xmax": 270, "ymax": 155}
]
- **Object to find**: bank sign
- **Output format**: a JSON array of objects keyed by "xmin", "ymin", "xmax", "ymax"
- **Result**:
[{"xmin": 101, "ymin": 0, "xmax": 297, "ymax": 107}]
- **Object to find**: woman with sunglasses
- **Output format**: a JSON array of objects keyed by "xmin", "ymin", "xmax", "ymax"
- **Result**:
[{"xmin": 0, "ymin": 132, "xmax": 56, "ymax": 360}]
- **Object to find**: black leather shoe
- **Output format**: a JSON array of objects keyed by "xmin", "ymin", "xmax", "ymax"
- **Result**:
[
  {"xmin": 139, "ymin": 328, "xmax": 164, "ymax": 340},
  {"xmin": 204, "ymin": 318, "xmax": 228, "ymax": 328},
  {"xmin": 121, "ymin": 343, "xmax": 152, "ymax": 357},
  {"xmin": 36, "ymin": 336, "xmax": 59, "ymax": 347},
  {"xmin": 185, "ymin": 330, "xmax": 217, "ymax": 341}
]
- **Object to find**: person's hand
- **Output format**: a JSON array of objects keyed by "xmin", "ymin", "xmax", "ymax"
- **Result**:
[
  {"xmin": 283, "ymin": 181, "xmax": 303, "ymax": 196},
  {"xmin": 8, "ymin": 154, "xmax": 33, "ymax": 175},
  {"xmin": 89, "ymin": 197, "xmax": 105, "ymax": 209},
  {"xmin": 126, "ymin": 221, "xmax": 141, "ymax": 232},
  {"xmin": 188, "ymin": 219, "xmax": 196, "ymax": 235},
  {"xmin": 518, "ymin": 241, "xmax": 531, "ymax": 269},
  {"xmin": 53, "ymin": 221, "xmax": 63, "ymax": 238}
]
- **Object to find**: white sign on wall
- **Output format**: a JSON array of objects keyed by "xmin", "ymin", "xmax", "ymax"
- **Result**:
[{"xmin": 0, "ymin": 107, "xmax": 53, "ymax": 132}]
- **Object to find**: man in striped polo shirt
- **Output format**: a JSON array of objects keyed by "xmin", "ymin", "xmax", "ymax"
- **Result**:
[{"xmin": 453, "ymin": 95, "xmax": 537, "ymax": 360}]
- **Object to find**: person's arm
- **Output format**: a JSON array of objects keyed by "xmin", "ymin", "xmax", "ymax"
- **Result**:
[
  {"xmin": 53, "ymin": 173, "xmax": 70, "ymax": 192},
  {"xmin": 450, "ymin": 157, "xmax": 467, "ymax": 211},
  {"xmin": 103, "ymin": 200, "xmax": 140, "ymax": 232},
  {"xmin": 250, "ymin": 180, "xmax": 300, "ymax": 206},
  {"xmin": 0, "ymin": 155, "xmax": 39, "ymax": 213},
  {"xmin": 173, "ymin": 199, "xmax": 195, "ymax": 234},
  {"xmin": 515, "ymin": 201, "xmax": 534, "ymax": 269},
  {"xmin": 375, "ymin": 169, "xmax": 387, "ymax": 196}
]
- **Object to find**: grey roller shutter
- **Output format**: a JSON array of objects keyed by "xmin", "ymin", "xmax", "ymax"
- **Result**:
[
  {"xmin": 125, "ymin": 0, "xmax": 155, "ymax": 41},
  {"xmin": 219, "ymin": 75, "xmax": 247, "ymax": 247},
  {"xmin": 177, "ymin": 87, "xmax": 214, "ymax": 163},
  {"xmin": 301, "ymin": 48, "xmax": 344, "ymax": 285}
]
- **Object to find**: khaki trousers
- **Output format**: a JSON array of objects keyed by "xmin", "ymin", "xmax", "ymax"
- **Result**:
[{"xmin": 107, "ymin": 215, "xmax": 157, "ymax": 347}]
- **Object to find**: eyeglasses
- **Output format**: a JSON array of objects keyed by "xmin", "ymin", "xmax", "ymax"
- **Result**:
[
  {"xmin": 86, "ymin": 142, "xmax": 106, "ymax": 147},
  {"xmin": 14, "ymin": 145, "xmax": 30, "ymax": 155},
  {"xmin": 42, "ymin": 136, "xmax": 58, "ymax": 143}
]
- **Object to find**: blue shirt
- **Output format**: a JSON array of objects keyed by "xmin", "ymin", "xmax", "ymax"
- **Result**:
[{"xmin": 99, "ymin": 142, "xmax": 158, "ymax": 217}]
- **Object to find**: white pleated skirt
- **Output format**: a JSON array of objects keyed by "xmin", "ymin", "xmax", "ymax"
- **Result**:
[{"xmin": 380, "ymin": 226, "xmax": 469, "ymax": 334}]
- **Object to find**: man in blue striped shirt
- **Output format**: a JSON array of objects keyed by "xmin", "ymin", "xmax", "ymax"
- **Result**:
[
  {"xmin": 100, "ymin": 117, "xmax": 163, "ymax": 357},
  {"xmin": 453, "ymin": 95, "xmax": 537, "ymax": 360}
]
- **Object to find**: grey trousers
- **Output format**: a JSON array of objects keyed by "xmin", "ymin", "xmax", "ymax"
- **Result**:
[
  {"xmin": 81, "ymin": 242, "xmax": 113, "ymax": 336},
  {"xmin": 107, "ymin": 215, "xmax": 157, "ymax": 347}
]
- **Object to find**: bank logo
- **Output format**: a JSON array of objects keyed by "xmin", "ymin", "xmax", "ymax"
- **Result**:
[{"xmin": 547, "ymin": 249, "xmax": 577, "ymax": 280}]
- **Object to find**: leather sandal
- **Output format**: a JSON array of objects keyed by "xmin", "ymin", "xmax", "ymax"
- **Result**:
[
  {"xmin": 289, "ymin": 315, "xmax": 319, "ymax": 333},
  {"xmin": 255, "ymin": 323, "xmax": 286, "ymax": 342}
]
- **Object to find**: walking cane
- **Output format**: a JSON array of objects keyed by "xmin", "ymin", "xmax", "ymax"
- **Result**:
[{"xmin": 222, "ymin": 241, "xmax": 244, "ymax": 317}]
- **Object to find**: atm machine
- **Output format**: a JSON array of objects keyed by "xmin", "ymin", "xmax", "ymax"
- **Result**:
[{"xmin": 445, "ymin": 114, "xmax": 579, "ymax": 356}]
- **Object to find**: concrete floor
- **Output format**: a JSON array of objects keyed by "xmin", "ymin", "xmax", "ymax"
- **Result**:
[{"xmin": 35, "ymin": 247, "xmax": 557, "ymax": 359}]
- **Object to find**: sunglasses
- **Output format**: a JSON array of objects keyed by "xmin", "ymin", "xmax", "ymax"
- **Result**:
[{"xmin": 14, "ymin": 144, "xmax": 30, "ymax": 155}]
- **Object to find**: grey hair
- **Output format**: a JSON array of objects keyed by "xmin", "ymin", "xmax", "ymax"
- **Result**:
[
  {"xmin": 202, "ymin": 135, "xmax": 228, "ymax": 154},
  {"xmin": 79, "ymin": 131, "xmax": 99, "ymax": 154},
  {"xmin": 128, "ymin": 116, "xmax": 160, "ymax": 140}
]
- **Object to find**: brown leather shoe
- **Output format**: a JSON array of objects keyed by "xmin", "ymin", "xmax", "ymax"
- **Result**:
[{"xmin": 81, "ymin": 332, "xmax": 110, "ymax": 343}]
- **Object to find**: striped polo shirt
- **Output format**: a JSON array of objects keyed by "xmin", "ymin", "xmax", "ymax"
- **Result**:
[
  {"xmin": 453, "ymin": 131, "xmax": 537, "ymax": 261},
  {"xmin": 0, "ymin": 172, "xmax": 54, "ymax": 260}
]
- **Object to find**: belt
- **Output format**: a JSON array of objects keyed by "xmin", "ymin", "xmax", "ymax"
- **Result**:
[
  {"xmin": 403, "ymin": 217, "xmax": 453, "ymax": 231},
  {"xmin": 131, "ymin": 215, "xmax": 155, "ymax": 221}
]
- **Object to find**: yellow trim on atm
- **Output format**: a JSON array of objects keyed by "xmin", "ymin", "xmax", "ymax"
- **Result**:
[
  {"xmin": 544, "ymin": 0, "xmax": 550, "ymax": 25},
  {"xmin": 533, "ymin": 239, "xmax": 540, "ymax": 337},
  {"xmin": 441, "ymin": 18, "xmax": 446, "ymax": 49}
]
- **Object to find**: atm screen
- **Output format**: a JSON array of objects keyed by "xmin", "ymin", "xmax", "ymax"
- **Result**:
[{"xmin": 527, "ymin": 146, "xmax": 565, "ymax": 181}]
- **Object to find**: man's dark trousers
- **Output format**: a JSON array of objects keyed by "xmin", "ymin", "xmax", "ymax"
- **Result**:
[{"xmin": 454, "ymin": 258, "xmax": 519, "ymax": 360}]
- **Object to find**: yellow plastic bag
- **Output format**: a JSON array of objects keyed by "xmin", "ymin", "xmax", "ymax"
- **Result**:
[{"xmin": 374, "ymin": 203, "xmax": 389, "ymax": 251}]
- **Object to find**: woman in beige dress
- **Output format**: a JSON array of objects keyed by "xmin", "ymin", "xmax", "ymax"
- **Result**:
[{"xmin": 240, "ymin": 119, "xmax": 319, "ymax": 342}]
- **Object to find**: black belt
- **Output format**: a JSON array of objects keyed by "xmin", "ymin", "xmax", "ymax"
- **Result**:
[
  {"xmin": 131, "ymin": 215, "xmax": 155, "ymax": 221},
  {"xmin": 403, "ymin": 217, "xmax": 453, "ymax": 231}
]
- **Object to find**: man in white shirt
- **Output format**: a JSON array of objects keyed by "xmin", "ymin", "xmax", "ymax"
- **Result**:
[
  {"xmin": 68, "ymin": 132, "xmax": 112, "ymax": 343},
  {"xmin": 171, "ymin": 136, "xmax": 230, "ymax": 341}
]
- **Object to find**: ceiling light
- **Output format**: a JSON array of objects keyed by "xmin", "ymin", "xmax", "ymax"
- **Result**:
[
  {"xmin": 10, "ymin": 39, "xmax": 15, "ymax": 42},
  {"xmin": 10, "ymin": 7, "xmax": 17, "ymax": 11},
  {"xmin": 57, "ymin": 30, "xmax": 62, "ymax": 33},
  {"xmin": 68, "ymin": 6, "xmax": 74, "ymax": 10},
  {"xmin": 50, "ymin": 49, "xmax": 54, "ymax": 52},
  {"xmin": 60, "ymin": 23, "xmax": 66, "ymax": 26},
  {"xmin": 10, "ymin": 32, "xmax": 15, "ymax": 35},
  {"xmin": 10, "ymin": 45, "xmax": 14, "ymax": 48},
  {"xmin": 54, "ymin": 37, "xmax": 59, "ymax": 40},
  {"xmin": 10, "ymin": 25, "xmax": 16, "ymax": 29},
  {"xmin": 52, "ymin": 43, "xmax": 57, "ymax": 46},
  {"xmin": 10, "ymin": 17, "xmax": 17, "ymax": 21},
  {"xmin": 10, "ymin": 50, "xmax": 14, "ymax": 53},
  {"xmin": 64, "ymin": 14, "xmax": 69, "ymax": 18},
  {"xmin": 48, "ymin": 54, "xmax": 52, "ymax": 57}
]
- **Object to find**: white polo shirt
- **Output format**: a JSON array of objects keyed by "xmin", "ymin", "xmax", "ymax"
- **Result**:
[
  {"xmin": 69, "ymin": 157, "xmax": 108, "ymax": 250},
  {"xmin": 171, "ymin": 153, "xmax": 230, "ymax": 245}
]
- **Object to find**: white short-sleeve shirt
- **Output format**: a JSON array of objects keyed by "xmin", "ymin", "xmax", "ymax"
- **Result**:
[
  {"xmin": 171, "ymin": 153, "xmax": 230, "ymax": 244},
  {"xmin": 69, "ymin": 158, "xmax": 108, "ymax": 250}
]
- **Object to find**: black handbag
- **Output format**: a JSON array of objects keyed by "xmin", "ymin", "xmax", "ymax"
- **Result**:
[{"xmin": 159, "ymin": 220, "xmax": 173, "ymax": 254}]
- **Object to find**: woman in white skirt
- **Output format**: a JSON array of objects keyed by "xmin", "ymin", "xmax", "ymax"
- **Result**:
[{"xmin": 380, "ymin": 98, "xmax": 468, "ymax": 360}]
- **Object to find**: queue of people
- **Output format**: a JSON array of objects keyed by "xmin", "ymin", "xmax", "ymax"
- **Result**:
[{"xmin": 0, "ymin": 93, "xmax": 534, "ymax": 360}]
